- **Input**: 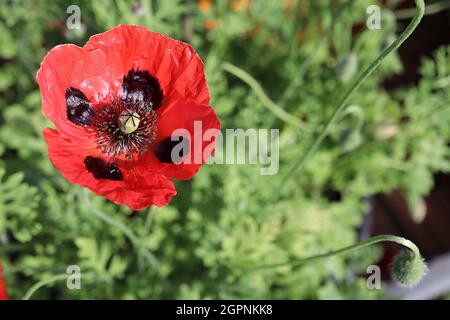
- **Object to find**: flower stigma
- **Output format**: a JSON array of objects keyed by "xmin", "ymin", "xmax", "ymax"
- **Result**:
[{"xmin": 119, "ymin": 109, "xmax": 141, "ymax": 134}]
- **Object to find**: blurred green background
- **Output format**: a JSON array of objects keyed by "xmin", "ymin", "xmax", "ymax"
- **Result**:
[{"xmin": 0, "ymin": 0, "xmax": 449, "ymax": 299}]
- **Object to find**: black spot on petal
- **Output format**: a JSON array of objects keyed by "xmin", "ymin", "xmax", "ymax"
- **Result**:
[
  {"xmin": 84, "ymin": 156, "xmax": 123, "ymax": 181},
  {"xmin": 66, "ymin": 87, "xmax": 94, "ymax": 126},
  {"xmin": 121, "ymin": 70, "xmax": 163, "ymax": 110},
  {"xmin": 155, "ymin": 136, "xmax": 190, "ymax": 164}
]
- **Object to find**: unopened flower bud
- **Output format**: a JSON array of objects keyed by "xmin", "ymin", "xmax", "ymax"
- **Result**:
[
  {"xmin": 391, "ymin": 250, "xmax": 427, "ymax": 287},
  {"xmin": 337, "ymin": 53, "xmax": 359, "ymax": 83}
]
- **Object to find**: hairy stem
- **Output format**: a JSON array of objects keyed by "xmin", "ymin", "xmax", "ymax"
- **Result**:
[
  {"xmin": 223, "ymin": 62, "xmax": 309, "ymax": 130},
  {"xmin": 251, "ymin": 235, "xmax": 421, "ymax": 271},
  {"xmin": 83, "ymin": 189, "xmax": 139, "ymax": 244},
  {"xmin": 83, "ymin": 189, "xmax": 158, "ymax": 270},
  {"xmin": 22, "ymin": 274, "xmax": 68, "ymax": 300},
  {"xmin": 279, "ymin": 0, "xmax": 353, "ymax": 106},
  {"xmin": 274, "ymin": 0, "xmax": 425, "ymax": 201}
]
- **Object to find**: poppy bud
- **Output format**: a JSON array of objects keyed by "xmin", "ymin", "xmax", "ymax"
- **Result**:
[
  {"xmin": 391, "ymin": 250, "xmax": 428, "ymax": 287},
  {"xmin": 337, "ymin": 53, "xmax": 358, "ymax": 83},
  {"xmin": 119, "ymin": 110, "xmax": 140, "ymax": 134}
]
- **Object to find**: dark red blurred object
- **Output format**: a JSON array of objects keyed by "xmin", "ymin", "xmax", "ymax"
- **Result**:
[{"xmin": 0, "ymin": 262, "xmax": 8, "ymax": 300}]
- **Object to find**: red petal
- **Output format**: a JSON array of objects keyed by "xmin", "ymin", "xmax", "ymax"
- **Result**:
[
  {"xmin": 39, "ymin": 25, "xmax": 218, "ymax": 207},
  {"xmin": 37, "ymin": 44, "xmax": 121, "ymax": 141},
  {"xmin": 84, "ymin": 25, "xmax": 210, "ymax": 106},
  {"xmin": 37, "ymin": 25, "xmax": 210, "ymax": 138},
  {"xmin": 0, "ymin": 262, "xmax": 7, "ymax": 300},
  {"xmin": 43, "ymin": 128, "xmax": 176, "ymax": 210},
  {"xmin": 153, "ymin": 99, "xmax": 221, "ymax": 180}
]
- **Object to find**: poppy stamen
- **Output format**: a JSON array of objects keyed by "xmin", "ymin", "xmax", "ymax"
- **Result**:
[{"xmin": 92, "ymin": 98, "xmax": 158, "ymax": 158}]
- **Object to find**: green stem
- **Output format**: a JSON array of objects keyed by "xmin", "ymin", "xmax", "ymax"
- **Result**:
[
  {"xmin": 251, "ymin": 234, "xmax": 420, "ymax": 271},
  {"xmin": 83, "ymin": 189, "xmax": 139, "ymax": 244},
  {"xmin": 83, "ymin": 189, "xmax": 159, "ymax": 270},
  {"xmin": 338, "ymin": 105, "xmax": 365, "ymax": 134},
  {"xmin": 137, "ymin": 206, "xmax": 158, "ymax": 271},
  {"xmin": 395, "ymin": 0, "xmax": 449, "ymax": 19},
  {"xmin": 142, "ymin": 206, "xmax": 155, "ymax": 238},
  {"xmin": 222, "ymin": 62, "xmax": 309, "ymax": 131},
  {"xmin": 274, "ymin": 0, "xmax": 425, "ymax": 201},
  {"xmin": 22, "ymin": 272, "xmax": 107, "ymax": 300},
  {"xmin": 22, "ymin": 274, "xmax": 68, "ymax": 300},
  {"xmin": 279, "ymin": 0, "xmax": 353, "ymax": 106}
]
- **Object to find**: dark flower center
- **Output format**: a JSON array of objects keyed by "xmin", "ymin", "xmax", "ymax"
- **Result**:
[
  {"xmin": 65, "ymin": 70, "xmax": 191, "ymax": 181},
  {"xmin": 93, "ymin": 98, "xmax": 158, "ymax": 159}
]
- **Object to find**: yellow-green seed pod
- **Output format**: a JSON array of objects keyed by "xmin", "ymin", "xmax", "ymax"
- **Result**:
[{"xmin": 119, "ymin": 110, "xmax": 140, "ymax": 134}]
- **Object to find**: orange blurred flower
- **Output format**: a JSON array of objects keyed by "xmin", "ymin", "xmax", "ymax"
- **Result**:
[
  {"xmin": 230, "ymin": 0, "xmax": 251, "ymax": 12},
  {"xmin": 198, "ymin": 0, "xmax": 212, "ymax": 13},
  {"xmin": 203, "ymin": 19, "xmax": 218, "ymax": 30}
]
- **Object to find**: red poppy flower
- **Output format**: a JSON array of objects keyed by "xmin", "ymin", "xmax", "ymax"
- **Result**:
[
  {"xmin": 37, "ymin": 25, "xmax": 220, "ymax": 210},
  {"xmin": 0, "ymin": 262, "xmax": 7, "ymax": 300}
]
